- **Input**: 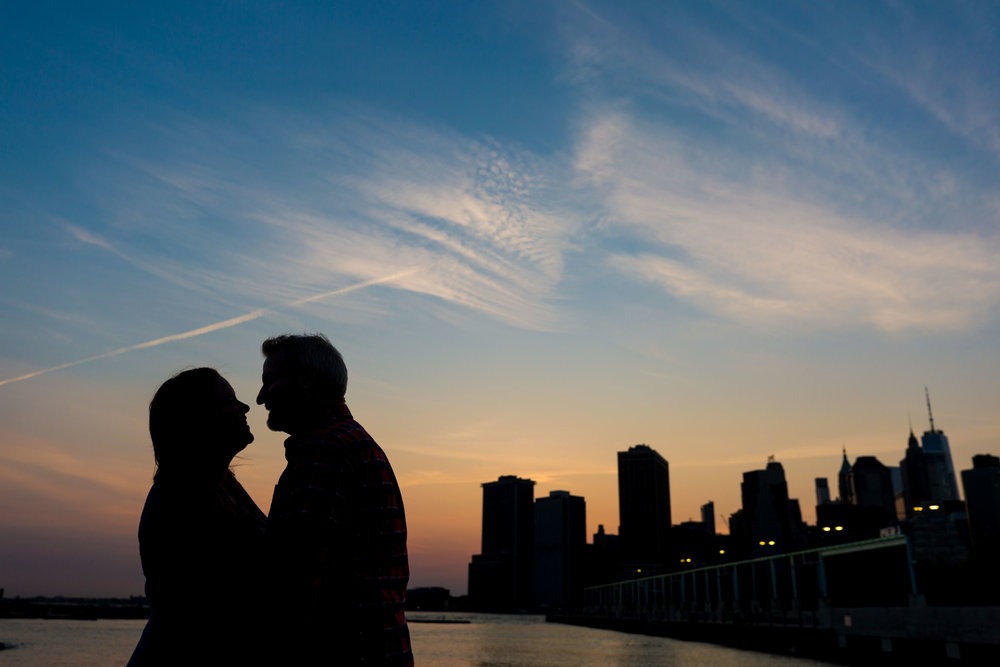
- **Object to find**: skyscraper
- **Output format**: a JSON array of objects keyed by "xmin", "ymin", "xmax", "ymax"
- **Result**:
[
  {"xmin": 701, "ymin": 500, "xmax": 716, "ymax": 535},
  {"xmin": 618, "ymin": 444, "xmax": 671, "ymax": 571},
  {"xmin": 901, "ymin": 428, "xmax": 932, "ymax": 518},
  {"xmin": 962, "ymin": 455, "xmax": 1000, "ymax": 557},
  {"xmin": 900, "ymin": 392, "xmax": 960, "ymax": 517},
  {"xmin": 921, "ymin": 388, "xmax": 959, "ymax": 501},
  {"xmin": 838, "ymin": 448, "xmax": 853, "ymax": 504},
  {"xmin": 534, "ymin": 490, "xmax": 586, "ymax": 609},
  {"xmin": 815, "ymin": 478, "xmax": 831, "ymax": 506},
  {"xmin": 741, "ymin": 457, "xmax": 806, "ymax": 556},
  {"xmin": 468, "ymin": 475, "xmax": 535, "ymax": 611},
  {"xmin": 850, "ymin": 456, "xmax": 897, "ymax": 524}
]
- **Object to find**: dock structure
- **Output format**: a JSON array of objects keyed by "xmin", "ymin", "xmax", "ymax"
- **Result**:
[{"xmin": 557, "ymin": 535, "xmax": 1000, "ymax": 663}]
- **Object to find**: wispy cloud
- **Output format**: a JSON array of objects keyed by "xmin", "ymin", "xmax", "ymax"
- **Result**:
[
  {"xmin": 63, "ymin": 221, "xmax": 221, "ymax": 298},
  {"xmin": 559, "ymin": 1, "xmax": 998, "ymax": 232},
  {"xmin": 577, "ymin": 112, "xmax": 1000, "ymax": 332},
  {"xmin": 861, "ymin": 2, "xmax": 1000, "ymax": 155},
  {"xmin": 94, "ymin": 108, "xmax": 581, "ymax": 331},
  {"xmin": 0, "ymin": 438, "xmax": 140, "ymax": 499},
  {"xmin": 559, "ymin": 2, "xmax": 844, "ymax": 141}
]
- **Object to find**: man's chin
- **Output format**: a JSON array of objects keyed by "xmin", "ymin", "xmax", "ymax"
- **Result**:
[{"xmin": 266, "ymin": 413, "xmax": 290, "ymax": 434}]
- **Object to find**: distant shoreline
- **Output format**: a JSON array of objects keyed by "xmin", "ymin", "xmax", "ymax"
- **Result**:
[{"xmin": 0, "ymin": 597, "xmax": 150, "ymax": 621}]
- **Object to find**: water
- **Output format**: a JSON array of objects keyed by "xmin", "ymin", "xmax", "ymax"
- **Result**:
[{"xmin": 0, "ymin": 613, "xmax": 836, "ymax": 665}]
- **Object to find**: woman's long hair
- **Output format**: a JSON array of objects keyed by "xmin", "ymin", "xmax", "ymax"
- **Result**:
[{"xmin": 148, "ymin": 367, "xmax": 223, "ymax": 478}]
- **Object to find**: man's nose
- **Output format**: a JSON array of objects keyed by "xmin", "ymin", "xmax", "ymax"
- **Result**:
[
  {"xmin": 239, "ymin": 400, "xmax": 250, "ymax": 414},
  {"xmin": 256, "ymin": 387, "xmax": 266, "ymax": 405}
]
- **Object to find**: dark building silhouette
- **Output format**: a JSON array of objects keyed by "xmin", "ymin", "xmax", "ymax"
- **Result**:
[
  {"xmin": 674, "ymin": 517, "xmax": 731, "ymax": 567},
  {"xmin": 815, "ymin": 477, "xmax": 831, "ymax": 506},
  {"xmin": 901, "ymin": 413, "xmax": 960, "ymax": 518},
  {"xmin": 922, "ymin": 388, "xmax": 959, "ymax": 500},
  {"xmin": 728, "ymin": 509, "xmax": 748, "ymax": 558},
  {"xmin": 850, "ymin": 456, "xmax": 896, "ymax": 527},
  {"xmin": 700, "ymin": 500, "xmax": 716, "ymax": 535},
  {"xmin": 962, "ymin": 454, "xmax": 1000, "ymax": 558},
  {"xmin": 921, "ymin": 433, "xmax": 959, "ymax": 503},
  {"xmin": 617, "ymin": 444, "xmax": 671, "ymax": 573},
  {"xmin": 816, "ymin": 502, "xmax": 867, "ymax": 545},
  {"xmin": 584, "ymin": 524, "xmax": 621, "ymax": 587},
  {"xmin": 740, "ymin": 457, "xmax": 806, "ymax": 557},
  {"xmin": 837, "ymin": 448, "xmax": 853, "ymax": 504},
  {"xmin": 901, "ymin": 428, "xmax": 933, "ymax": 518},
  {"xmin": 406, "ymin": 587, "xmax": 452, "ymax": 611},
  {"xmin": 534, "ymin": 490, "xmax": 586, "ymax": 610},
  {"xmin": 907, "ymin": 499, "xmax": 969, "ymax": 565},
  {"xmin": 468, "ymin": 475, "xmax": 535, "ymax": 611}
]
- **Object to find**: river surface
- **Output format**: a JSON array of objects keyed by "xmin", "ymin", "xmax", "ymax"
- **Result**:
[{"xmin": 0, "ymin": 612, "xmax": 837, "ymax": 665}]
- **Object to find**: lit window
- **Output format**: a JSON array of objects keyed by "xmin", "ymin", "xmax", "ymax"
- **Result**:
[
  {"xmin": 834, "ymin": 526, "xmax": 844, "ymax": 531},
  {"xmin": 719, "ymin": 550, "xmax": 726, "ymax": 555},
  {"xmin": 929, "ymin": 505, "xmax": 940, "ymax": 510},
  {"xmin": 914, "ymin": 506, "xmax": 923, "ymax": 512},
  {"xmin": 685, "ymin": 558, "xmax": 692, "ymax": 563},
  {"xmin": 636, "ymin": 568, "xmax": 642, "ymax": 573},
  {"xmin": 768, "ymin": 540, "xmax": 775, "ymax": 546},
  {"xmin": 822, "ymin": 526, "xmax": 831, "ymax": 532},
  {"xmin": 759, "ymin": 540, "xmax": 766, "ymax": 546}
]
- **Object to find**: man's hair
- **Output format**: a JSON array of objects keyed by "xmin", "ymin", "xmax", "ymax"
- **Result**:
[
  {"xmin": 149, "ymin": 367, "xmax": 222, "ymax": 473},
  {"xmin": 261, "ymin": 333, "xmax": 348, "ymax": 401}
]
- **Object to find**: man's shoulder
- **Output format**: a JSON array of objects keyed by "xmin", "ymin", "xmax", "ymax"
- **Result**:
[
  {"xmin": 302, "ymin": 417, "xmax": 386, "ymax": 458},
  {"xmin": 280, "ymin": 417, "xmax": 394, "ymax": 480}
]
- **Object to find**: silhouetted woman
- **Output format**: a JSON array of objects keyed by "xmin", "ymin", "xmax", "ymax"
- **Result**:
[{"xmin": 129, "ymin": 368, "xmax": 266, "ymax": 666}]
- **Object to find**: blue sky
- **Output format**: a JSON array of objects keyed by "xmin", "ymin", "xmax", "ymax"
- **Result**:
[{"xmin": 1, "ymin": 1, "xmax": 998, "ymax": 596}]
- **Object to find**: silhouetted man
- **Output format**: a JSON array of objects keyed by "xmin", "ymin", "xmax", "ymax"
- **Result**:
[{"xmin": 258, "ymin": 333, "xmax": 411, "ymax": 665}]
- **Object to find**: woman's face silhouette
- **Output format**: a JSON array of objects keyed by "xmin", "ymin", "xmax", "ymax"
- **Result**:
[{"xmin": 203, "ymin": 375, "xmax": 254, "ymax": 461}]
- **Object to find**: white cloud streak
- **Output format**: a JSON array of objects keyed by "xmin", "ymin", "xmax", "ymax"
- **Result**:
[{"xmin": 0, "ymin": 270, "xmax": 416, "ymax": 388}]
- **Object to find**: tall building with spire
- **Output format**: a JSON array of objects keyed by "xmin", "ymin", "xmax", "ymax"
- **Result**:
[
  {"xmin": 838, "ymin": 448, "xmax": 853, "ymax": 504},
  {"xmin": 899, "ymin": 390, "xmax": 960, "ymax": 518},
  {"xmin": 921, "ymin": 388, "xmax": 959, "ymax": 502}
]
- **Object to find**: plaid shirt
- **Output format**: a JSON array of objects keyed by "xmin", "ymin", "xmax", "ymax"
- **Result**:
[{"xmin": 268, "ymin": 403, "xmax": 412, "ymax": 665}]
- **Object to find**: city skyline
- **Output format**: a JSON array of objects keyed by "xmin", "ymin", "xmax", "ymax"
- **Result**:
[{"xmin": 2, "ymin": 2, "xmax": 999, "ymax": 598}]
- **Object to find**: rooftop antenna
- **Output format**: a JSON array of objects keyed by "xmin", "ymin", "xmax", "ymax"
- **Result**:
[
  {"xmin": 767, "ymin": 454, "xmax": 775, "ymax": 464},
  {"xmin": 925, "ymin": 386, "xmax": 936, "ymax": 433}
]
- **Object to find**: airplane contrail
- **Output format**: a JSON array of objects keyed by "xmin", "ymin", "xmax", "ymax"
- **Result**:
[{"xmin": 0, "ymin": 269, "xmax": 418, "ymax": 388}]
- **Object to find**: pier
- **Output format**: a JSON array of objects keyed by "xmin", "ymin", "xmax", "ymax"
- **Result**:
[{"xmin": 553, "ymin": 535, "xmax": 1000, "ymax": 663}]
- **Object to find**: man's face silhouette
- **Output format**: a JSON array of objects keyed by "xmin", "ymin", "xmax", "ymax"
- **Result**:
[{"xmin": 257, "ymin": 351, "xmax": 315, "ymax": 436}]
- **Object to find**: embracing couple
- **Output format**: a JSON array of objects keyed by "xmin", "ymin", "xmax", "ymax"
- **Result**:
[{"xmin": 128, "ymin": 334, "xmax": 412, "ymax": 666}]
